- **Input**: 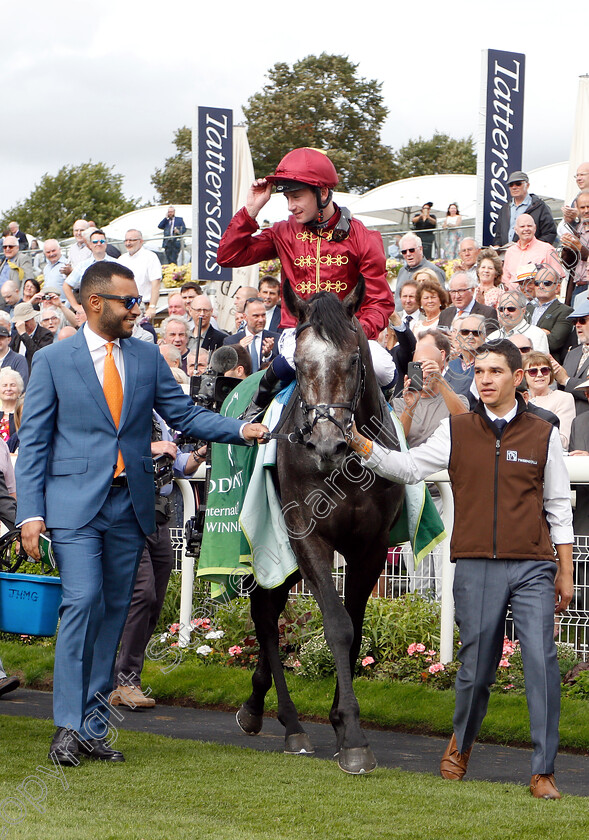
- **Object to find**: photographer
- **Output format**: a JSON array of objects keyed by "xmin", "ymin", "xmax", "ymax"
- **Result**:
[{"xmin": 111, "ymin": 412, "xmax": 204, "ymax": 709}]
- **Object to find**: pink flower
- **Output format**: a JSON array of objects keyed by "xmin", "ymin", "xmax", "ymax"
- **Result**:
[
  {"xmin": 499, "ymin": 658, "xmax": 510, "ymax": 668},
  {"xmin": 428, "ymin": 650, "xmax": 437, "ymax": 657},
  {"xmin": 428, "ymin": 663, "xmax": 445, "ymax": 674},
  {"xmin": 415, "ymin": 643, "xmax": 426, "ymax": 653},
  {"xmin": 170, "ymin": 642, "xmax": 179, "ymax": 648},
  {"xmin": 362, "ymin": 656, "xmax": 375, "ymax": 667},
  {"xmin": 504, "ymin": 683, "xmax": 515, "ymax": 690},
  {"xmin": 293, "ymin": 660, "xmax": 302, "ymax": 668},
  {"xmin": 407, "ymin": 643, "xmax": 418, "ymax": 656},
  {"xmin": 228, "ymin": 645, "xmax": 242, "ymax": 656},
  {"xmin": 168, "ymin": 623, "xmax": 180, "ymax": 634}
]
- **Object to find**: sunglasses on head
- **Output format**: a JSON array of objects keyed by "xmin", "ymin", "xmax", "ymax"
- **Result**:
[
  {"xmin": 498, "ymin": 305, "xmax": 519, "ymax": 313},
  {"xmin": 400, "ymin": 248, "xmax": 416, "ymax": 255},
  {"xmin": 526, "ymin": 366, "xmax": 551, "ymax": 377},
  {"xmin": 95, "ymin": 293, "xmax": 142, "ymax": 310}
]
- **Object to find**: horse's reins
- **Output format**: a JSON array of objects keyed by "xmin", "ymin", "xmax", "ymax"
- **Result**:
[{"xmin": 263, "ymin": 321, "xmax": 366, "ymax": 445}]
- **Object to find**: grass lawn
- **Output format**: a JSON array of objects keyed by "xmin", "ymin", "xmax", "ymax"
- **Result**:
[
  {"xmin": 3, "ymin": 639, "xmax": 589, "ymax": 752},
  {"xmin": 0, "ymin": 717, "xmax": 588, "ymax": 840}
]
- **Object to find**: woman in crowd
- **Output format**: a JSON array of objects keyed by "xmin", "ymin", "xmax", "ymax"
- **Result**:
[
  {"xmin": 22, "ymin": 278, "xmax": 42, "ymax": 306},
  {"xmin": 475, "ymin": 248, "xmax": 503, "ymax": 307},
  {"xmin": 0, "ymin": 368, "xmax": 24, "ymax": 445},
  {"xmin": 413, "ymin": 267, "xmax": 444, "ymax": 288},
  {"xmin": 523, "ymin": 351, "xmax": 575, "ymax": 450},
  {"xmin": 441, "ymin": 203, "xmax": 462, "ymax": 260},
  {"xmin": 413, "ymin": 281, "xmax": 449, "ymax": 337}
]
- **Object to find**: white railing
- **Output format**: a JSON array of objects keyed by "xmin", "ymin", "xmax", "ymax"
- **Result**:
[{"xmin": 172, "ymin": 458, "xmax": 589, "ymax": 661}]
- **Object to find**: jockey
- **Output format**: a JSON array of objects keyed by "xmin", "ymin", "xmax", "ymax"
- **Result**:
[{"xmin": 217, "ymin": 147, "xmax": 395, "ymax": 415}]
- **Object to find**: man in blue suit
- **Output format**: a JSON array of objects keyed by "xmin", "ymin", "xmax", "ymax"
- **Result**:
[
  {"xmin": 16, "ymin": 262, "xmax": 267, "ymax": 766},
  {"xmin": 223, "ymin": 297, "xmax": 279, "ymax": 372},
  {"xmin": 157, "ymin": 205, "xmax": 186, "ymax": 265}
]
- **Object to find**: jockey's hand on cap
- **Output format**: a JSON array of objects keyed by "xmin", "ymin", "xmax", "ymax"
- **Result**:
[
  {"xmin": 242, "ymin": 422, "xmax": 270, "ymax": 443},
  {"xmin": 246, "ymin": 179, "xmax": 272, "ymax": 219}
]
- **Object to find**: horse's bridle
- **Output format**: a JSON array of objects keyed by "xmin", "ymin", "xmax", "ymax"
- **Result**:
[{"xmin": 267, "ymin": 321, "xmax": 366, "ymax": 445}]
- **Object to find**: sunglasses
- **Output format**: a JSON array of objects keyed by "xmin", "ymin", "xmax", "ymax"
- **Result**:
[
  {"xmin": 95, "ymin": 293, "xmax": 142, "ymax": 310},
  {"xmin": 2, "ymin": 244, "xmax": 17, "ymax": 248},
  {"xmin": 91, "ymin": 239, "xmax": 106, "ymax": 245},
  {"xmin": 519, "ymin": 346, "xmax": 533, "ymax": 353},
  {"xmin": 525, "ymin": 366, "xmax": 551, "ymax": 378},
  {"xmin": 509, "ymin": 181, "xmax": 525, "ymax": 187},
  {"xmin": 497, "ymin": 305, "xmax": 519, "ymax": 313},
  {"xmin": 458, "ymin": 328, "xmax": 481, "ymax": 337},
  {"xmin": 450, "ymin": 288, "xmax": 471, "ymax": 295},
  {"xmin": 576, "ymin": 317, "xmax": 589, "ymax": 325},
  {"xmin": 534, "ymin": 280, "xmax": 556, "ymax": 287},
  {"xmin": 400, "ymin": 248, "xmax": 416, "ymax": 255}
]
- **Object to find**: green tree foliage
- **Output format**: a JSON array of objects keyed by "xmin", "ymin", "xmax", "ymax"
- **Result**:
[
  {"xmin": 0, "ymin": 162, "xmax": 137, "ymax": 240},
  {"xmin": 391, "ymin": 133, "xmax": 476, "ymax": 179},
  {"xmin": 243, "ymin": 53, "xmax": 395, "ymax": 193},
  {"xmin": 151, "ymin": 127, "xmax": 192, "ymax": 204}
]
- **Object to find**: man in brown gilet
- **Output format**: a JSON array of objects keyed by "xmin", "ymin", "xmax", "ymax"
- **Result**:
[{"xmin": 349, "ymin": 338, "xmax": 574, "ymax": 800}]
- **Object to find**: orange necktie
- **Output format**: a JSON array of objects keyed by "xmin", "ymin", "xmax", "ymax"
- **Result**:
[{"xmin": 103, "ymin": 342, "xmax": 125, "ymax": 477}]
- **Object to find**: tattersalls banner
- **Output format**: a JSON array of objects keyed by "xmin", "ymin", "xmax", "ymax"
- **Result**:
[
  {"xmin": 476, "ymin": 50, "xmax": 526, "ymax": 246},
  {"xmin": 193, "ymin": 106, "xmax": 233, "ymax": 283}
]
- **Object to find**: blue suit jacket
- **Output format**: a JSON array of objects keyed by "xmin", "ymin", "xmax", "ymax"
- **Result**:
[
  {"xmin": 223, "ymin": 329, "xmax": 280, "ymax": 366},
  {"xmin": 15, "ymin": 329, "xmax": 245, "ymax": 534}
]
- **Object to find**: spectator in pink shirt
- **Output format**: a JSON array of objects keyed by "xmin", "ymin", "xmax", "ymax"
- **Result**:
[{"xmin": 502, "ymin": 215, "xmax": 564, "ymax": 287}]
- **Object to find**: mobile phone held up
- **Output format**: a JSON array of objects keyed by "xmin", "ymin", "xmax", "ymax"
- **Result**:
[{"xmin": 407, "ymin": 361, "xmax": 423, "ymax": 392}]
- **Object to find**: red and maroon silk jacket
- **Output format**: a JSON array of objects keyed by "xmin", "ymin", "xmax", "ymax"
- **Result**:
[{"xmin": 217, "ymin": 206, "xmax": 394, "ymax": 340}]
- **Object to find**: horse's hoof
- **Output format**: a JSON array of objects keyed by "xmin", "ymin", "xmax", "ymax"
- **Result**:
[
  {"xmin": 337, "ymin": 746, "xmax": 377, "ymax": 775},
  {"xmin": 284, "ymin": 733, "xmax": 314, "ymax": 755},
  {"xmin": 235, "ymin": 705, "xmax": 263, "ymax": 735}
]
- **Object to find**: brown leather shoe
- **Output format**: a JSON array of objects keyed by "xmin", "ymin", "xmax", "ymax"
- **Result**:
[
  {"xmin": 440, "ymin": 733, "xmax": 473, "ymax": 780},
  {"xmin": 109, "ymin": 685, "xmax": 155, "ymax": 709},
  {"xmin": 530, "ymin": 774, "xmax": 561, "ymax": 800}
]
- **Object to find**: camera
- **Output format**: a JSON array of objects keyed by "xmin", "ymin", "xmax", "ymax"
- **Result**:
[
  {"xmin": 190, "ymin": 372, "xmax": 241, "ymax": 411},
  {"xmin": 153, "ymin": 452, "xmax": 174, "ymax": 490},
  {"xmin": 42, "ymin": 293, "xmax": 55, "ymax": 300}
]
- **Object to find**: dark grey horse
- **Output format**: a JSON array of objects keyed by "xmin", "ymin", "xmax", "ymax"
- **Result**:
[{"xmin": 237, "ymin": 279, "xmax": 404, "ymax": 774}]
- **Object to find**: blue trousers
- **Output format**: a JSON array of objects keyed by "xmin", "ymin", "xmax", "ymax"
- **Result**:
[
  {"xmin": 452, "ymin": 558, "xmax": 559, "ymax": 775},
  {"xmin": 51, "ymin": 487, "xmax": 145, "ymax": 739}
]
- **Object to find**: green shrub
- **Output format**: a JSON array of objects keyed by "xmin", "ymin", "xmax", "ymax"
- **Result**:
[{"xmin": 362, "ymin": 593, "xmax": 444, "ymax": 662}]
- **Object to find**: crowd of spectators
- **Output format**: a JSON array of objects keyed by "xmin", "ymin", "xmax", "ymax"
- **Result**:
[{"xmin": 0, "ymin": 163, "xmax": 588, "ymax": 695}]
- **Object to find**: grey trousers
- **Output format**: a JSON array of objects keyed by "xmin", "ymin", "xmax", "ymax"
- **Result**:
[{"xmin": 452, "ymin": 558, "xmax": 560, "ymax": 775}]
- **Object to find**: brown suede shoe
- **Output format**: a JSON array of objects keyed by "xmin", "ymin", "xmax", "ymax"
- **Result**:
[
  {"xmin": 530, "ymin": 774, "xmax": 561, "ymax": 800},
  {"xmin": 110, "ymin": 685, "xmax": 155, "ymax": 709},
  {"xmin": 440, "ymin": 733, "xmax": 473, "ymax": 780}
]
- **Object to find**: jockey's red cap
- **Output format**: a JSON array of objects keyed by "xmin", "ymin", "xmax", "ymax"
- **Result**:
[{"xmin": 266, "ymin": 148, "xmax": 339, "ymax": 192}]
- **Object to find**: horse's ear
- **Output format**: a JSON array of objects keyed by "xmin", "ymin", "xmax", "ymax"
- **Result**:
[
  {"xmin": 282, "ymin": 277, "xmax": 309, "ymax": 323},
  {"xmin": 343, "ymin": 274, "xmax": 366, "ymax": 318}
]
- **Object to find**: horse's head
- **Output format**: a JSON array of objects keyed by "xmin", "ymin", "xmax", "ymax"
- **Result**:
[{"xmin": 283, "ymin": 277, "xmax": 368, "ymax": 472}]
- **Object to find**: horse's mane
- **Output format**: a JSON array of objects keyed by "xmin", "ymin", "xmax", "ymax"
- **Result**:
[{"xmin": 305, "ymin": 292, "xmax": 356, "ymax": 351}]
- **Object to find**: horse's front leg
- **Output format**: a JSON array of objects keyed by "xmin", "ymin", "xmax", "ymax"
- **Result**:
[
  {"xmin": 296, "ymin": 537, "xmax": 376, "ymax": 774},
  {"xmin": 239, "ymin": 574, "xmax": 313, "ymax": 755}
]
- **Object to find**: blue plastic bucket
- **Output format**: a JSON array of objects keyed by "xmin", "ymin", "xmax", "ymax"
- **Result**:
[{"xmin": 0, "ymin": 572, "xmax": 62, "ymax": 636}]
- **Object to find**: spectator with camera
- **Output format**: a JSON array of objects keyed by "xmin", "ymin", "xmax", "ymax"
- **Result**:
[{"xmin": 391, "ymin": 338, "xmax": 468, "ymax": 597}]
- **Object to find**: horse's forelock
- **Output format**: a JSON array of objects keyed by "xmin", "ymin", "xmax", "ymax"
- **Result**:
[{"xmin": 306, "ymin": 292, "xmax": 356, "ymax": 350}]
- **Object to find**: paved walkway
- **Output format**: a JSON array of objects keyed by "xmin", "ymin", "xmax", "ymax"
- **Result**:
[{"xmin": 2, "ymin": 688, "xmax": 588, "ymax": 796}]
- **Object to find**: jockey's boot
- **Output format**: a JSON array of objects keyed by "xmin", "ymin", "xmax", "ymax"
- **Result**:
[{"xmin": 240, "ymin": 361, "xmax": 282, "ymax": 422}]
